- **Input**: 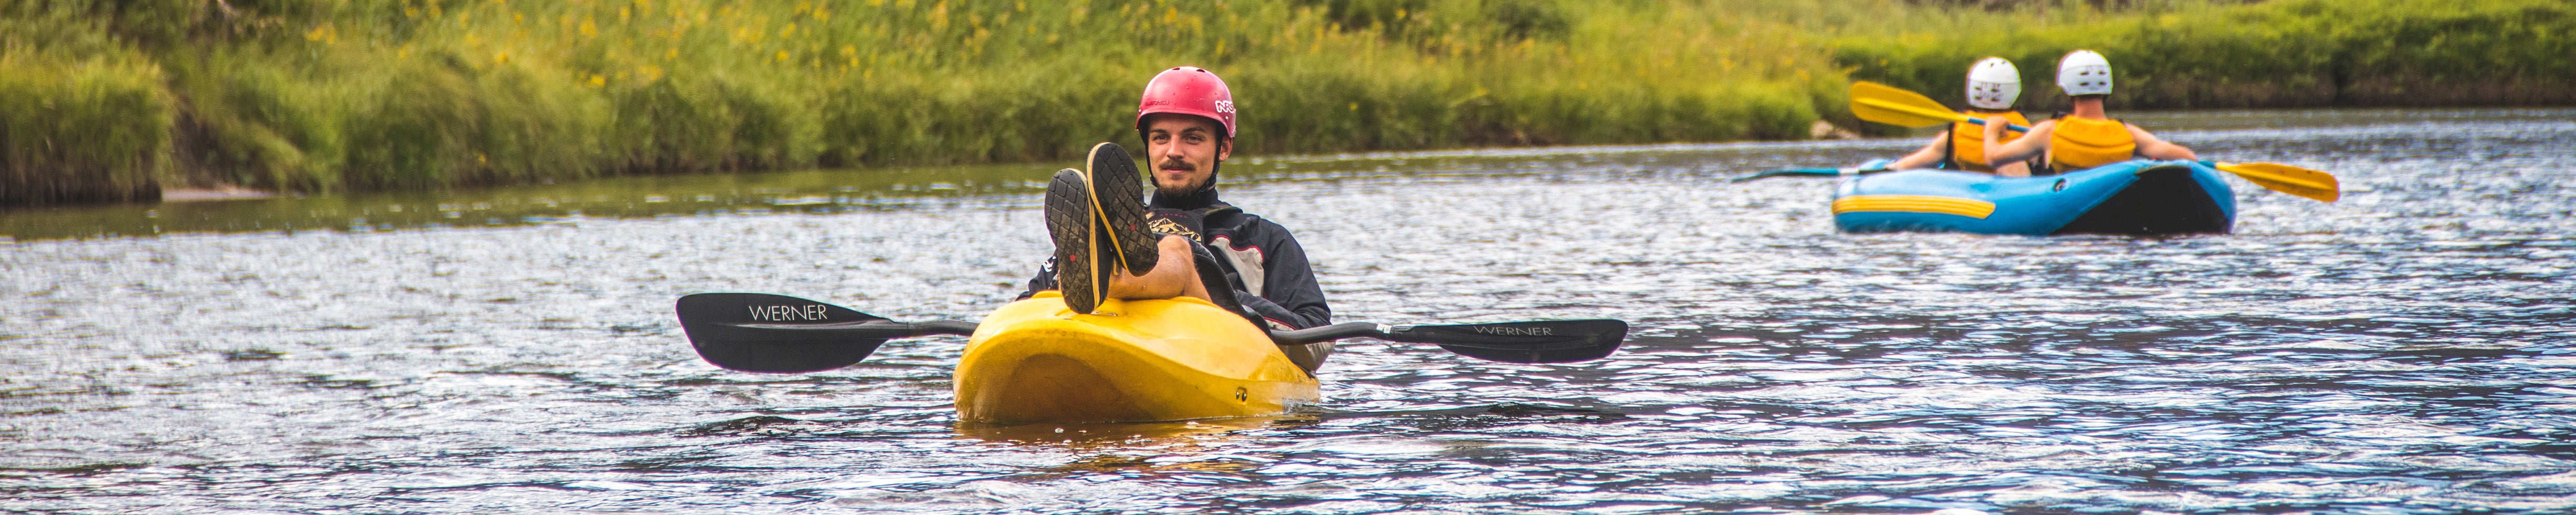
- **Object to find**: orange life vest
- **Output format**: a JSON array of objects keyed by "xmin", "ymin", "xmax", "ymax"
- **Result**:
[
  {"xmin": 1943, "ymin": 110, "xmax": 2032, "ymax": 172},
  {"xmin": 2047, "ymin": 116, "xmax": 2138, "ymax": 172}
]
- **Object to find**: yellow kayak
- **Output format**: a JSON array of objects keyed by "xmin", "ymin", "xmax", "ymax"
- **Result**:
[{"xmin": 953, "ymin": 291, "xmax": 1321, "ymax": 426}]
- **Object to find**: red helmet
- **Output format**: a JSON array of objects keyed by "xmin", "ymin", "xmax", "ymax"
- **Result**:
[{"xmin": 1135, "ymin": 66, "xmax": 1236, "ymax": 138}]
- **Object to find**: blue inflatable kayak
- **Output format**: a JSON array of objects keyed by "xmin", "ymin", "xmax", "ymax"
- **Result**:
[{"xmin": 1832, "ymin": 159, "xmax": 2235, "ymax": 235}]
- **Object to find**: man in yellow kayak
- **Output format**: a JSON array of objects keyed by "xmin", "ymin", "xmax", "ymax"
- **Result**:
[
  {"xmin": 1981, "ymin": 50, "xmax": 2197, "ymax": 173},
  {"xmin": 1887, "ymin": 57, "xmax": 2036, "ymax": 177},
  {"xmin": 1024, "ymin": 66, "xmax": 1333, "ymax": 335}
]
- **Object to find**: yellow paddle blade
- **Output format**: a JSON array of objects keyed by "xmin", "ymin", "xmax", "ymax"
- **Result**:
[
  {"xmin": 1849, "ymin": 80, "xmax": 1971, "ymax": 128},
  {"xmin": 2213, "ymin": 162, "xmax": 2340, "ymax": 202}
]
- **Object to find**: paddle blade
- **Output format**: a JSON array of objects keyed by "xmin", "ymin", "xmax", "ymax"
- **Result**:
[
  {"xmin": 676, "ymin": 293, "xmax": 892, "ymax": 373},
  {"xmin": 1850, "ymin": 81, "xmax": 1967, "ymax": 128},
  {"xmin": 1383, "ymin": 320, "xmax": 1628, "ymax": 364},
  {"xmin": 2214, "ymin": 162, "xmax": 2340, "ymax": 202}
]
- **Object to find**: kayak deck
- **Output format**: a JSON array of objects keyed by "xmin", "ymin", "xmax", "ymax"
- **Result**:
[
  {"xmin": 1832, "ymin": 159, "xmax": 2235, "ymax": 235},
  {"xmin": 953, "ymin": 292, "xmax": 1320, "ymax": 426}
]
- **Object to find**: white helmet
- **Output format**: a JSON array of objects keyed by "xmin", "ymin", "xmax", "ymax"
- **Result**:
[
  {"xmin": 1965, "ymin": 57, "xmax": 2020, "ymax": 110},
  {"xmin": 2057, "ymin": 49, "xmax": 2113, "ymax": 96}
]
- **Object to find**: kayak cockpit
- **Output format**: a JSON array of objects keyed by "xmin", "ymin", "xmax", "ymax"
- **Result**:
[{"xmin": 2051, "ymin": 163, "xmax": 2234, "ymax": 235}]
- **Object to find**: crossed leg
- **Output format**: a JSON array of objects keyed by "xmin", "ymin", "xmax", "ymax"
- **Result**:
[{"xmin": 1103, "ymin": 234, "xmax": 1211, "ymax": 303}]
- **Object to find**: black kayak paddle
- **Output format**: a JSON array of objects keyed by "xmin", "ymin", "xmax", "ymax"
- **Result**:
[{"xmin": 674, "ymin": 292, "xmax": 1627, "ymax": 373}]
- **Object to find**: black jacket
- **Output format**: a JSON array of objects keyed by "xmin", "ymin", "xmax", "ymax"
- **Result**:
[{"xmin": 1020, "ymin": 202, "xmax": 1331, "ymax": 330}]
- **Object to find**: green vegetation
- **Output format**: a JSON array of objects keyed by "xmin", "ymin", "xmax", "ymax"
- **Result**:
[
  {"xmin": 1, "ymin": 0, "xmax": 2569, "ymax": 205},
  {"xmin": 1836, "ymin": 0, "xmax": 2576, "ymax": 111},
  {"xmin": 0, "ymin": 17, "xmax": 171, "ymax": 204}
]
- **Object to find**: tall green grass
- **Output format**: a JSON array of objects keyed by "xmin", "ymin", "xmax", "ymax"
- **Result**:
[
  {"xmin": 1, "ymin": 0, "xmax": 2570, "ymax": 204},
  {"xmin": 0, "ymin": 6, "xmax": 173, "ymax": 204},
  {"xmin": 1833, "ymin": 0, "xmax": 2576, "ymax": 111},
  {"xmin": 0, "ymin": 48, "xmax": 171, "ymax": 204},
  {"xmin": 3, "ymin": 0, "xmax": 1853, "ymax": 203}
]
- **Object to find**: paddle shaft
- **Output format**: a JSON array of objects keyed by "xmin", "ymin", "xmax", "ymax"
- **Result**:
[
  {"xmin": 744, "ymin": 319, "xmax": 976, "ymax": 339},
  {"xmin": 1733, "ymin": 158, "xmax": 1903, "ymax": 182},
  {"xmin": 1958, "ymin": 115, "xmax": 2033, "ymax": 133},
  {"xmin": 676, "ymin": 293, "xmax": 1628, "ymax": 370},
  {"xmin": 1732, "ymin": 167, "xmax": 1889, "ymax": 182},
  {"xmin": 731, "ymin": 319, "xmax": 1597, "ymax": 347},
  {"xmin": 1852, "ymin": 81, "xmax": 2338, "ymax": 202},
  {"xmin": 719, "ymin": 319, "xmax": 1607, "ymax": 346},
  {"xmin": 773, "ymin": 319, "xmax": 1625, "ymax": 359}
]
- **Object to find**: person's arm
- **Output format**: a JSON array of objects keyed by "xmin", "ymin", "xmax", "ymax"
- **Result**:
[
  {"xmin": 1238, "ymin": 293, "xmax": 1323, "ymax": 330},
  {"xmin": 1239, "ymin": 224, "xmax": 1330, "ymax": 330},
  {"xmin": 1886, "ymin": 132, "xmax": 1950, "ymax": 170},
  {"xmin": 2129, "ymin": 125, "xmax": 2199, "ymax": 160},
  {"xmin": 1015, "ymin": 258, "xmax": 1057, "ymax": 300},
  {"xmin": 1985, "ymin": 118, "xmax": 2053, "ymax": 165}
]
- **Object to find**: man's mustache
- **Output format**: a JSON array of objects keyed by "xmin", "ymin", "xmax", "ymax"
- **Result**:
[{"xmin": 1157, "ymin": 159, "xmax": 1196, "ymax": 172}]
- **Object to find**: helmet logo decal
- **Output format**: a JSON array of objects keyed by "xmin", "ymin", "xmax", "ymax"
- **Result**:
[
  {"xmin": 2056, "ymin": 50, "xmax": 2114, "ymax": 96},
  {"xmin": 1966, "ymin": 57, "xmax": 2020, "ymax": 110}
]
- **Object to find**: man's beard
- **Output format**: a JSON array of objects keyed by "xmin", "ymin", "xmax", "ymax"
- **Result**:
[{"xmin": 1153, "ymin": 159, "xmax": 1211, "ymax": 198}]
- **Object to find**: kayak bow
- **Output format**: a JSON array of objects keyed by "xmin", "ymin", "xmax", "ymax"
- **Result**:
[{"xmin": 954, "ymin": 291, "xmax": 1321, "ymax": 426}]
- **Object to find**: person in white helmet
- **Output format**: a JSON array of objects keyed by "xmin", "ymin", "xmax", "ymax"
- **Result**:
[
  {"xmin": 1888, "ymin": 57, "xmax": 2037, "ymax": 177},
  {"xmin": 1981, "ymin": 50, "xmax": 2197, "ymax": 174}
]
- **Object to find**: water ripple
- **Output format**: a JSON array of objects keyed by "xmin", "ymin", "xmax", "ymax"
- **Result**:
[{"xmin": 3, "ymin": 111, "xmax": 2573, "ymax": 513}]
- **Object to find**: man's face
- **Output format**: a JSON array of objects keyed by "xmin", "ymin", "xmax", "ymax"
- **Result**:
[{"xmin": 1141, "ymin": 114, "xmax": 1230, "ymax": 196}]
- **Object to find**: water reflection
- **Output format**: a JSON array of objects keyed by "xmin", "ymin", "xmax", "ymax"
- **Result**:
[
  {"xmin": 11, "ymin": 107, "xmax": 2563, "ymax": 243},
  {"xmin": 956, "ymin": 417, "xmax": 1301, "ymax": 444},
  {"xmin": 1, "ymin": 109, "xmax": 2571, "ymax": 513},
  {"xmin": 0, "ymin": 166, "xmax": 1051, "ymax": 241}
]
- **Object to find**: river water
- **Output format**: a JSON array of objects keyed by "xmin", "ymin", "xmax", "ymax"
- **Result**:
[{"xmin": 4, "ymin": 109, "xmax": 2572, "ymax": 513}]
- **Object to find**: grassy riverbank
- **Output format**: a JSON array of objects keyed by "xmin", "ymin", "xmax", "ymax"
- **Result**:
[
  {"xmin": 1834, "ymin": 0, "xmax": 2576, "ymax": 111},
  {"xmin": 2, "ymin": 0, "xmax": 2570, "ymax": 205}
]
